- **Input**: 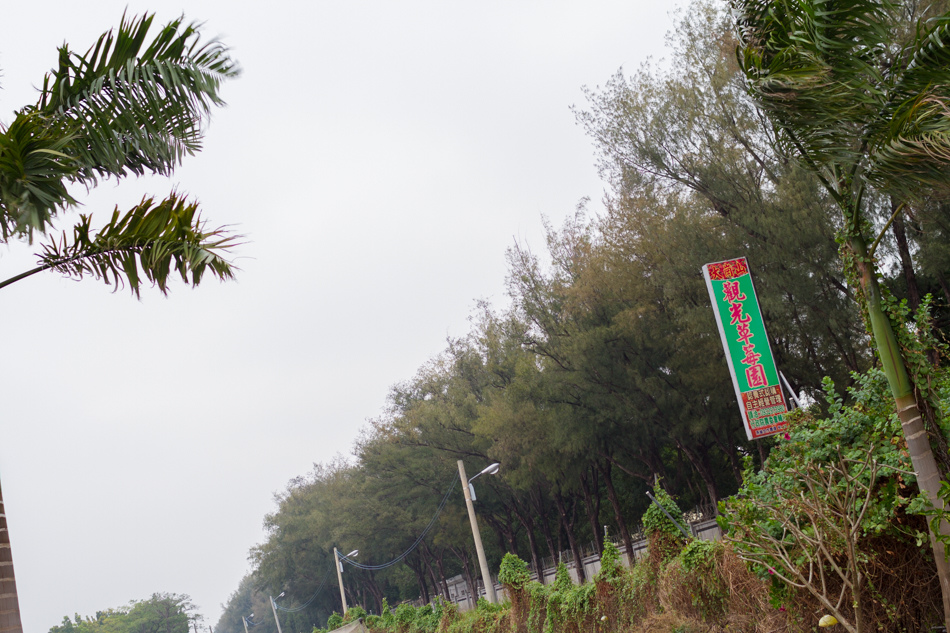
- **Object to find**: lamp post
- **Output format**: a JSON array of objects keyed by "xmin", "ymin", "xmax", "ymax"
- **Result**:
[
  {"xmin": 242, "ymin": 614, "xmax": 253, "ymax": 633},
  {"xmin": 334, "ymin": 548, "xmax": 359, "ymax": 615},
  {"xmin": 270, "ymin": 593, "xmax": 285, "ymax": 633},
  {"xmin": 458, "ymin": 460, "xmax": 500, "ymax": 603}
]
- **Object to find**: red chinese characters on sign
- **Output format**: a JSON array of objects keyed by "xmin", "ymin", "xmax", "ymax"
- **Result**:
[
  {"xmin": 721, "ymin": 281, "xmax": 768, "ymax": 388},
  {"xmin": 706, "ymin": 259, "xmax": 750, "ymax": 281}
]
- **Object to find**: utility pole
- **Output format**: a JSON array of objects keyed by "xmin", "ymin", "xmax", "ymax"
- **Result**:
[
  {"xmin": 270, "ymin": 595, "xmax": 284, "ymax": 633},
  {"xmin": 457, "ymin": 460, "xmax": 497, "ymax": 603},
  {"xmin": 334, "ymin": 547, "xmax": 347, "ymax": 614}
]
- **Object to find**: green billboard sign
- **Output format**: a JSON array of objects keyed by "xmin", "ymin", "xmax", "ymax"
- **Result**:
[{"xmin": 702, "ymin": 257, "xmax": 788, "ymax": 440}]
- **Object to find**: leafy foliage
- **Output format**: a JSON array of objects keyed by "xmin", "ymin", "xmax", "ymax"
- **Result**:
[
  {"xmin": 16, "ymin": 194, "xmax": 238, "ymax": 296},
  {"xmin": 2, "ymin": 13, "xmax": 238, "ymax": 240},
  {"xmin": 0, "ymin": 11, "xmax": 239, "ymax": 292},
  {"xmin": 344, "ymin": 606, "xmax": 367, "ymax": 623},
  {"xmin": 721, "ymin": 369, "xmax": 942, "ymax": 632},
  {"xmin": 661, "ymin": 541, "xmax": 728, "ymax": 623},
  {"xmin": 327, "ymin": 612, "xmax": 344, "ymax": 631},
  {"xmin": 642, "ymin": 484, "xmax": 687, "ymax": 541},
  {"xmin": 220, "ymin": 4, "xmax": 950, "ymax": 633},
  {"xmin": 497, "ymin": 553, "xmax": 531, "ymax": 590},
  {"xmin": 595, "ymin": 538, "xmax": 623, "ymax": 585},
  {"xmin": 49, "ymin": 593, "xmax": 200, "ymax": 633}
]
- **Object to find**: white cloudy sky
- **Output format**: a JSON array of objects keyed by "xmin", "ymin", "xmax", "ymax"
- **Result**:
[{"xmin": 0, "ymin": 1, "xmax": 675, "ymax": 630}]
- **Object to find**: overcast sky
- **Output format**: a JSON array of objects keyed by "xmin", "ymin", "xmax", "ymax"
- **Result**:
[{"xmin": 0, "ymin": 2, "xmax": 675, "ymax": 630}]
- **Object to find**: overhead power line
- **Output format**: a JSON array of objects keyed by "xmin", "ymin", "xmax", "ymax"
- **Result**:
[
  {"xmin": 274, "ymin": 562, "xmax": 336, "ymax": 613},
  {"xmin": 338, "ymin": 476, "xmax": 458, "ymax": 571}
]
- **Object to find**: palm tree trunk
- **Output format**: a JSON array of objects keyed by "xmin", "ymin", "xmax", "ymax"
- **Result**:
[
  {"xmin": 851, "ymin": 234, "xmax": 950, "ymax": 626},
  {"xmin": 0, "ymin": 479, "xmax": 23, "ymax": 633}
]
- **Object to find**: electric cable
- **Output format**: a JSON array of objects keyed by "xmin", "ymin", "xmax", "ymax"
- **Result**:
[
  {"xmin": 273, "ymin": 561, "xmax": 337, "ymax": 613},
  {"xmin": 338, "ymin": 476, "xmax": 458, "ymax": 571}
]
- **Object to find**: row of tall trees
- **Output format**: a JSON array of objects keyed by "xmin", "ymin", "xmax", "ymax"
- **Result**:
[{"xmin": 217, "ymin": 1, "xmax": 950, "ymax": 631}]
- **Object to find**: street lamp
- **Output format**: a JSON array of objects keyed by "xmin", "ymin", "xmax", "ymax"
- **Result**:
[
  {"xmin": 242, "ymin": 614, "xmax": 254, "ymax": 633},
  {"xmin": 457, "ymin": 460, "xmax": 500, "ymax": 603},
  {"xmin": 270, "ymin": 593, "xmax": 285, "ymax": 633},
  {"xmin": 334, "ymin": 547, "xmax": 359, "ymax": 615},
  {"xmin": 467, "ymin": 463, "xmax": 500, "ymax": 501}
]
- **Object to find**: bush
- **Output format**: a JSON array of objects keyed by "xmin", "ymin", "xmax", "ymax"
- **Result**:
[
  {"xmin": 344, "ymin": 606, "xmax": 367, "ymax": 623},
  {"xmin": 721, "ymin": 368, "xmax": 943, "ymax": 632},
  {"xmin": 498, "ymin": 553, "xmax": 531, "ymax": 590},
  {"xmin": 499, "ymin": 553, "xmax": 531, "ymax": 633},
  {"xmin": 659, "ymin": 540, "xmax": 727, "ymax": 623},
  {"xmin": 380, "ymin": 599, "xmax": 395, "ymax": 628},
  {"xmin": 595, "ymin": 538, "xmax": 623, "ymax": 585},
  {"xmin": 643, "ymin": 483, "xmax": 687, "ymax": 573},
  {"xmin": 326, "ymin": 612, "xmax": 343, "ymax": 631},
  {"xmin": 394, "ymin": 603, "xmax": 416, "ymax": 630}
]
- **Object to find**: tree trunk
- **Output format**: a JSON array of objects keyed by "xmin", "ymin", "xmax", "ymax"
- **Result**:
[
  {"xmin": 553, "ymin": 492, "xmax": 585, "ymax": 583},
  {"xmin": 579, "ymin": 467, "xmax": 603, "ymax": 555},
  {"xmin": 365, "ymin": 572, "xmax": 383, "ymax": 614},
  {"xmin": 532, "ymin": 486, "xmax": 558, "ymax": 562},
  {"xmin": 407, "ymin": 555, "xmax": 430, "ymax": 604},
  {"xmin": 680, "ymin": 442, "xmax": 719, "ymax": 507},
  {"xmin": 935, "ymin": 270, "xmax": 950, "ymax": 305},
  {"xmin": 510, "ymin": 499, "xmax": 544, "ymax": 580},
  {"xmin": 0, "ymin": 479, "xmax": 23, "ymax": 633},
  {"xmin": 450, "ymin": 546, "xmax": 478, "ymax": 605},
  {"xmin": 711, "ymin": 426, "xmax": 744, "ymax": 487},
  {"xmin": 418, "ymin": 546, "xmax": 443, "ymax": 602},
  {"xmin": 850, "ymin": 233, "xmax": 950, "ymax": 626},
  {"xmin": 891, "ymin": 201, "xmax": 921, "ymax": 313},
  {"xmin": 434, "ymin": 549, "xmax": 451, "ymax": 603},
  {"xmin": 598, "ymin": 461, "xmax": 634, "ymax": 560}
]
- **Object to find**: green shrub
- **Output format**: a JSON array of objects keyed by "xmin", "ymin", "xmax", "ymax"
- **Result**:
[
  {"xmin": 414, "ymin": 604, "xmax": 439, "ymax": 633},
  {"xmin": 327, "ymin": 612, "xmax": 343, "ymax": 631},
  {"xmin": 394, "ymin": 603, "xmax": 416, "ymax": 629},
  {"xmin": 380, "ymin": 599, "xmax": 394, "ymax": 628},
  {"xmin": 661, "ymin": 540, "xmax": 727, "ymax": 623},
  {"xmin": 443, "ymin": 599, "xmax": 506, "ymax": 633},
  {"xmin": 721, "ymin": 368, "xmax": 943, "ymax": 631},
  {"xmin": 553, "ymin": 563, "xmax": 572, "ymax": 591},
  {"xmin": 625, "ymin": 551, "xmax": 658, "ymax": 622},
  {"xmin": 524, "ymin": 581, "xmax": 549, "ymax": 633},
  {"xmin": 643, "ymin": 483, "xmax": 687, "ymax": 540},
  {"xmin": 498, "ymin": 553, "xmax": 531, "ymax": 590},
  {"xmin": 595, "ymin": 538, "xmax": 623, "ymax": 585},
  {"xmin": 344, "ymin": 606, "xmax": 367, "ymax": 623},
  {"xmin": 561, "ymin": 582, "xmax": 595, "ymax": 622}
]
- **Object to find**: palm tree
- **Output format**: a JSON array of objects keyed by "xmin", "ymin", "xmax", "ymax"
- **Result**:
[
  {"xmin": 0, "ymin": 13, "xmax": 239, "ymax": 633},
  {"xmin": 731, "ymin": 0, "xmax": 950, "ymax": 627}
]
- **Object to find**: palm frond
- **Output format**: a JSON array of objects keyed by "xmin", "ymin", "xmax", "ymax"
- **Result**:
[
  {"xmin": 865, "ymin": 16, "xmax": 950, "ymax": 192},
  {"xmin": 22, "ymin": 193, "xmax": 241, "ymax": 297},
  {"xmin": 733, "ymin": 0, "xmax": 894, "ymax": 164},
  {"xmin": 36, "ymin": 12, "xmax": 239, "ymax": 182},
  {"xmin": 0, "ymin": 111, "xmax": 79, "ymax": 240}
]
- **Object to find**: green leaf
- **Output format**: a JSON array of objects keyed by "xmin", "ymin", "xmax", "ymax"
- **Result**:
[{"xmin": 23, "ymin": 193, "xmax": 240, "ymax": 297}]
